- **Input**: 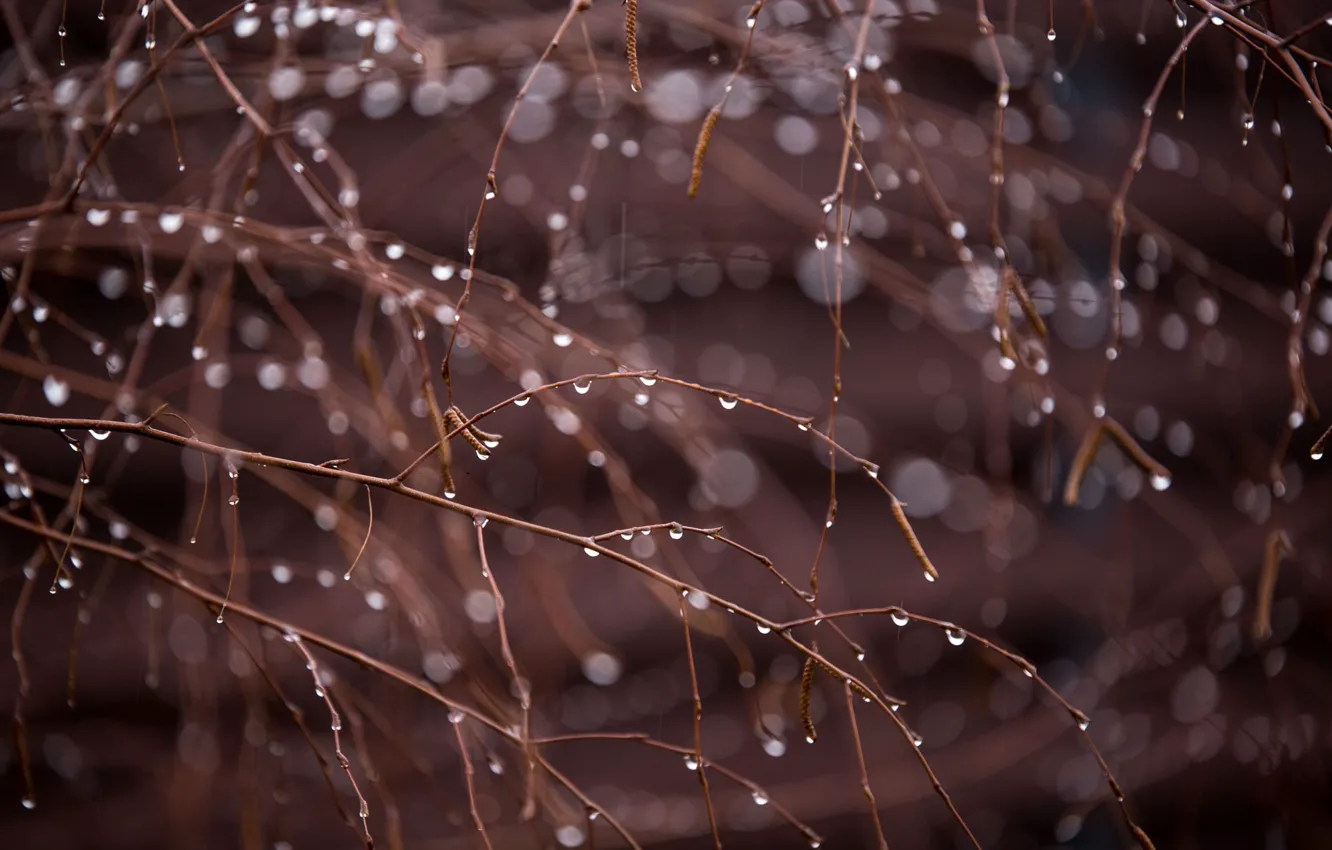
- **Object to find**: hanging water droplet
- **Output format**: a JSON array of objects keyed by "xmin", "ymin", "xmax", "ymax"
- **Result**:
[
  {"xmin": 814, "ymin": 232, "xmax": 828, "ymax": 251},
  {"xmin": 751, "ymin": 790, "xmax": 769, "ymax": 806},
  {"xmin": 855, "ymin": 650, "xmax": 866, "ymax": 662},
  {"xmin": 1047, "ymin": 28, "xmax": 1056, "ymax": 41},
  {"xmin": 513, "ymin": 395, "xmax": 530, "ymax": 407},
  {"xmin": 718, "ymin": 394, "xmax": 738, "ymax": 410},
  {"xmin": 331, "ymin": 715, "xmax": 342, "ymax": 731},
  {"xmin": 583, "ymin": 547, "xmax": 599, "ymax": 557},
  {"xmin": 756, "ymin": 623, "xmax": 771, "ymax": 635},
  {"xmin": 1289, "ymin": 409, "xmax": 1305, "ymax": 429},
  {"xmin": 228, "ymin": 494, "xmax": 240, "ymax": 506},
  {"xmin": 1311, "ymin": 446, "xmax": 1324, "ymax": 460},
  {"xmin": 21, "ymin": 796, "xmax": 35, "ymax": 810},
  {"xmin": 448, "ymin": 709, "xmax": 464, "ymax": 724},
  {"xmin": 945, "ymin": 627, "xmax": 966, "ymax": 646},
  {"xmin": 890, "ymin": 610, "xmax": 909, "ymax": 627},
  {"xmin": 488, "ymin": 755, "xmax": 504, "ymax": 774},
  {"xmin": 863, "ymin": 462, "xmax": 879, "ymax": 479},
  {"xmin": 574, "ymin": 379, "xmax": 591, "ymax": 394},
  {"xmin": 1150, "ymin": 473, "xmax": 1172, "ymax": 491},
  {"xmin": 553, "ymin": 332, "xmax": 573, "ymax": 347},
  {"xmin": 638, "ymin": 375, "xmax": 657, "ymax": 387},
  {"xmin": 43, "ymin": 375, "xmax": 70, "ymax": 407},
  {"xmin": 683, "ymin": 753, "xmax": 699, "ymax": 771},
  {"xmin": 669, "ymin": 523, "xmax": 684, "ymax": 540}
]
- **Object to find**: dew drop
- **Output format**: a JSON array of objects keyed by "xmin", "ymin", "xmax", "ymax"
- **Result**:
[
  {"xmin": 756, "ymin": 623, "xmax": 771, "ymax": 635},
  {"xmin": 718, "ymin": 394, "xmax": 738, "ymax": 410},
  {"xmin": 553, "ymin": 332, "xmax": 573, "ymax": 347},
  {"xmin": 1150, "ymin": 473, "xmax": 1172, "ymax": 491},
  {"xmin": 43, "ymin": 375, "xmax": 70, "ymax": 407},
  {"xmin": 448, "ymin": 709, "xmax": 464, "ymax": 724},
  {"xmin": 946, "ymin": 627, "xmax": 966, "ymax": 646},
  {"xmin": 669, "ymin": 523, "xmax": 684, "ymax": 540},
  {"xmin": 513, "ymin": 395, "xmax": 530, "ymax": 407},
  {"xmin": 583, "ymin": 547, "xmax": 599, "ymax": 557},
  {"xmin": 751, "ymin": 790, "xmax": 768, "ymax": 806},
  {"xmin": 890, "ymin": 610, "xmax": 909, "ymax": 627},
  {"xmin": 573, "ymin": 379, "xmax": 591, "ymax": 394},
  {"xmin": 683, "ymin": 754, "xmax": 699, "ymax": 771},
  {"xmin": 21, "ymin": 796, "xmax": 35, "ymax": 810}
]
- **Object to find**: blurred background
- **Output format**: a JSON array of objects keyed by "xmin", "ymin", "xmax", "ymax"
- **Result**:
[{"xmin": 1, "ymin": 1, "xmax": 1331, "ymax": 848}]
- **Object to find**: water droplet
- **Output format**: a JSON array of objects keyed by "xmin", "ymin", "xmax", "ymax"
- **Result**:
[
  {"xmin": 228, "ymin": 494, "xmax": 240, "ymax": 506},
  {"xmin": 43, "ymin": 375, "xmax": 70, "ymax": 407},
  {"xmin": 488, "ymin": 755, "xmax": 504, "ymax": 774},
  {"xmin": 553, "ymin": 332, "xmax": 573, "ymax": 347},
  {"xmin": 946, "ymin": 627, "xmax": 966, "ymax": 646},
  {"xmin": 1150, "ymin": 473, "xmax": 1172, "ymax": 491},
  {"xmin": 448, "ymin": 709, "xmax": 464, "ymax": 724},
  {"xmin": 751, "ymin": 790, "xmax": 769, "ymax": 806},
  {"xmin": 638, "ymin": 375, "xmax": 657, "ymax": 387},
  {"xmin": 718, "ymin": 394, "xmax": 738, "ymax": 410},
  {"xmin": 1311, "ymin": 447, "xmax": 1324, "ymax": 460},
  {"xmin": 620, "ymin": 531, "xmax": 634, "ymax": 540},
  {"xmin": 21, "ymin": 796, "xmax": 35, "ymax": 810},
  {"xmin": 513, "ymin": 395, "xmax": 530, "ymax": 407},
  {"xmin": 890, "ymin": 610, "xmax": 909, "ymax": 627},
  {"xmin": 669, "ymin": 523, "xmax": 684, "ymax": 540},
  {"xmin": 1289, "ymin": 409, "xmax": 1305, "ymax": 429},
  {"xmin": 814, "ymin": 233, "xmax": 828, "ymax": 251},
  {"xmin": 1047, "ymin": 28, "xmax": 1056, "ymax": 41},
  {"xmin": 191, "ymin": 345, "xmax": 208, "ymax": 361},
  {"xmin": 683, "ymin": 754, "xmax": 699, "ymax": 771},
  {"xmin": 574, "ymin": 379, "xmax": 591, "ymax": 394},
  {"xmin": 756, "ymin": 623, "xmax": 771, "ymax": 635},
  {"xmin": 583, "ymin": 547, "xmax": 599, "ymax": 557}
]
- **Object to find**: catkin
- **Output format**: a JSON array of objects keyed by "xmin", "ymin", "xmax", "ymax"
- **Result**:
[
  {"xmin": 688, "ymin": 106, "xmax": 721, "ymax": 199},
  {"xmin": 799, "ymin": 657, "xmax": 817, "ymax": 743},
  {"xmin": 1063, "ymin": 424, "xmax": 1104, "ymax": 506},
  {"xmin": 625, "ymin": 0, "xmax": 642, "ymax": 93},
  {"xmin": 1253, "ymin": 529, "xmax": 1291, "ymax": 641},
  {"xmin": 1101, "ymin": 416, "xmax": 1169, "ymax": 483},
  {"xmin": 890, "ymin": 496, "xmax": 939, "ymax": 581}
]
